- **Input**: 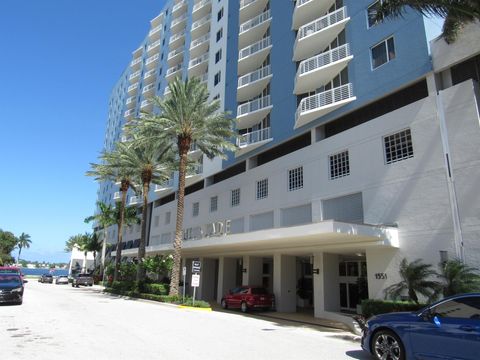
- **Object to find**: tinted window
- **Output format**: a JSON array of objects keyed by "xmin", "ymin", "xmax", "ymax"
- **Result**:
[
  {"xmin": 433, "ymin": 296, "xmax": 480, "ymax": 319},
  {"xmin": 251, "ymin": 288, "xmax": 268, "ymax": 295},
  {"xmin": 0, "ymin": 275, "xmax": 21, "ymax": 285}
]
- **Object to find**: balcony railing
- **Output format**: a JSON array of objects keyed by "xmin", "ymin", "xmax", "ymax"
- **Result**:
[
  {"xmin": 189, "ymin": 52, "xmax": 209, "ymax": 69},
  {"xmin": 142, "ymin": 83, "xmax": 155, "ymax": 94},
  {"xmin": 171, "ymin": 13, "xmax": 187, "ymax": 28},
  {"xmin": 237, "ymin": 127, "xmax": 271, "ymax": 147},
  {"xmin": 124, "ymin": 109, "xmax": 135, "ymax": 118},
  {"xmin": 164, "ymin": 86, "xmax": 171, "ymax": 95},
  {"xmin": 191, "ymin": 14, "xmax": 211, "ymax": 31},
  {"xmin": 172, "ymin": 0, "xmax": 187, "ymax": 13},
  {"xmin": 130, "ymin": 57, "xmax": 142, "ymax": 68},
  {"xmin": 145, "ymin": 53, "xmax": 159, "ymax": 66},
  {"xmin": 240, "ymin": 0, "xmax": 256, "ymax": 9},
  {"xmin": 237, "ymin": 95, "xmax": 271, "ymax": 116},
  {"xmin": 147, "ymin": 39, "xmax": 161, "ymax": 53},
  {"xmin": 140, "ymin": 100, "xmax": 151, "ymax": 109},
  {"xmin": 113, "ymin": 192, "xmax": 121, "ymax": 200},
  {"xmin": 298, "ymin": 7, "xmax": 347, "ymax": 41},
  {"xmin": 126, "ymin": 97, "xmax": 136, "ymax": 107},
  {"xmin": 143, "ymin": 68, "xmax": 156, "ymax": 80},
  {"xmin": 239, "ymin": 36, "xmax": 271, "ymax": 60},
  {"xmin": 238, "ymin": 65, "xmax": 271, "ymax": 88},
  {"xmin": 129, "ymin": 70, "xmax": 141, "ymax": 81},
  {"xmin": 148, "ymin": 26, "xmax": 162, "ymax": 38},
  {"xmin": 190, "ymin": 32, "xmax": 210, "ymax": 50},
  {"xmin": 129, "ymin": 196, "xmax": 140, "ymax": 205},
  {"xmin": 168, "ymin": 47, "xmax": 184, "ymax": 60},
  {"xmin": 296, "ymin": 83, "xmax": 353, "ymax": 120},
  {"xmin": 239, "ymin": 9, "xmax": 271, "ymax": 34},
  {"xmin": 298, "ymin": 43, "xmax": 350, "ymax": 77},
  {"xmin": 127, "ymin": 83, "xmax": 139, "ymax": 93},
  {"xmin": 169, "ymin": 31, "xmax": 185, "ymax": 45},
  {"xmin": 155, "ymin": 179, "xmax": 174, "ymax": 192},
  {"xmin": 193, "ymin": 0, "xmax": 211, "ymax": 12}
]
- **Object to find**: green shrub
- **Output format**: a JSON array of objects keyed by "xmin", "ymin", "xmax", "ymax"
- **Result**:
[
  {"xmin": 109, "ymin": 281, "xmax": 135, "ymax": 292},
  {"xmin": 181, "ymin": 299, "xmax": 211, "ymax": 308},
  {"xmin": 143, "ymin": 283, "xmax": 169, "ymax": 295},
  {"xmin": 361, "ymin": 299, "xmax": 426, "ymax": 318}
]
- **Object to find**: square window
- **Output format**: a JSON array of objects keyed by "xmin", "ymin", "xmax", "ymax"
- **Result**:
[
  {"xmin": 215, "ymin": 49, "xmax": 222, "ymax": 64},
  {"xmin": 371, "ymin": 36, "xmax": 395, "ymax": 69},
  {"xmin": 288, "ymin": 166, "xmax": 304, "ymax": 191},
  {"xmin": 367, "ymin": 0, "xmax": 384, "ymax": 28},
  {"xmin": 210, "ymin": 196, "xmax": 218, "ymax": 212},
  {"xmin": 256, "ymin": 178, "xmax": 268, "ymax": 200},
  {"xmin": 165, "ymin": 211, "xmax": 171, "ymax": 225},
  {"xmin": 329, "ymin": 150, "xmax": 350, "ymax": 179},
  {"xmin": 231, "ymin": 188, "xmax": 240, "ymax": 207},
  {"xmin": 192, "ymin": 202, "xmax": 199, "ymax": 217},
  {"xmin": 154, "ymin": 215, "xmax": 160, "ymax": 227},
  {"xmin": 383, "ymin": 128, "xmax": 414, "ymax": 164},
  {"xmin": 216, "ymin": 28, "xmax": 223, "ymax": 42},
  {"xmin": 214, "ymin": 71, "xmax": 221, "ymax": 86}
]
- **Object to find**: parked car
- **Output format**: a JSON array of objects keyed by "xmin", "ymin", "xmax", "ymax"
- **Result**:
[
  {"xmin": 361, "ymin": 293, "xmax": 480, "ymax": 360},
  {"xmin": 72, "ymin": 273, "xmax": 94, "ymax": 287},
  {"xmin": 55, "ymin": 276, "xmax": 69, "ymax": 285},
  {"xmin": 221, "ymin": 286, "xmax": 275, "ymax": 313},
  {"xmin": 0, "ymin": 273, "xmax": 24, "ymax": 305},
  {"xmin": 38, "ymin": 274, "xmax": 53, "ymax": 283}
]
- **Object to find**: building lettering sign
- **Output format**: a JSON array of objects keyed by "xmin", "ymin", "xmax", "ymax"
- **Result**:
[{"xmin": 183, "ymin": 220, "xmax": 232, "ymax": 241}]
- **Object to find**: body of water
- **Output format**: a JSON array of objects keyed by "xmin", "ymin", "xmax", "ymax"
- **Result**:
[{"xmin": 21, "ymin": 268, "xmax": 68, "ymax": 277}]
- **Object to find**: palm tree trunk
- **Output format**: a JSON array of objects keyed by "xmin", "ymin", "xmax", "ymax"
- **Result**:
[
  {"xmin": 137, "ymin": 182, "xmax": 150, "ymax": 282},
  {"xmin": 17, "ymin": 246, "xmax": 22, "ymax": 265},
  {"xmin": 169, "ymin": 140, "xmax": 190, "ymax": 296},
  {"xmin": 101, "ymin": 227, "xmax": 107, "ymax": 278},
  {"xmin": 114, "ymin": 183, "xmax": 128, "ymax": 281},
  {"xmin": 83, "ymin": 251, "xmax": 88, "ymax": 273}
]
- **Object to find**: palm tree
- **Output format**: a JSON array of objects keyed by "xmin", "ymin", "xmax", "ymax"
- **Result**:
[
  {"xmin": 113, "ymin": 137, "xmax": 173, "ymax": 282},
  {"xmin": 66, "ymin": 233, "xmax": 90, "ymax": 272},
  {"xmin": 438, "ymin": 259, "xmax": 480, "ymax": 296},
  {"xmin": 84, "ymin": 202, "xmax": 116, "ymax": 276},
  {"xmin": 131, "ymin": 77, "xmax": 236, "ymax": 296},
  {"xmin": 86, "ymin": 147, "xmax": 137, "ymax": 281},
  {"xmin": 376, "ymin": 1, "xmax": 480, "ymax": 43},
  {"xmin": 16, "ymin": 232, "xmax": 32, "ymax": 264},
  {"xmin": 384, "ymin": 258, "xmax": 440, "ymax": 304},
  {"xmin": 85, "ymin": 232, "xmax": 103, "ymax": 272}
]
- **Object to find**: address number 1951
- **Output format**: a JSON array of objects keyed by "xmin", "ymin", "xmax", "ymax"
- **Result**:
[{"xmin": 375, "ymin": 273, "xmax": 387, "ymax": 280}]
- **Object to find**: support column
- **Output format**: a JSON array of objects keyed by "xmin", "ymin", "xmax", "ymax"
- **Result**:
[
  {"xmin": 200, "ymin": 258, "xmax": 216, "ymax": 301},
  {"xmin": 216, "ymin": 257, "xmax": 237, "ymax": 303},
  {"xmin": 242, "ymin": 256, "xmax": 263, "ymax": 286},
  {"xmin": 313, "ymin": 252, "xmax": 325, "ymax": 317},
  {"xmin": 273, "ymin": 254, "xmax": 297, "ymax": 312}
]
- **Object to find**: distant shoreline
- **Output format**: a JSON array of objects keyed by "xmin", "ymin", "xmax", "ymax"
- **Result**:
[{"xmin": 21, "ymin": 268, "xmax": 68, "ymax": 276}]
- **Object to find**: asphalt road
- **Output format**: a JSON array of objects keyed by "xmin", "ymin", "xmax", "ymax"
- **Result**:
[{"xmin": 1, "ymin": 281, "xmax": 372, "ymax": 360}]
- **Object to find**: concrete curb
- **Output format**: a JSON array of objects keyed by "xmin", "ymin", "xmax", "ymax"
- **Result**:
[{"xmin": 179, "ymin": 305, "xmax": 212, "ymax": 311}]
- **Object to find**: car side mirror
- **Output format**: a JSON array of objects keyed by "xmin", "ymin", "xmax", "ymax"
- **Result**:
[
  {"xmin": 23, "ymin": 279, "xmax": 28, "ymax": 284},
  {"xmin": 421, "ymin": 308, "xmax": 433, "ymax": 321}
]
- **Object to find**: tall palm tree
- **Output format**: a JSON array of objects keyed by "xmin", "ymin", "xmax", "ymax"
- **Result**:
[
  {"xmin": 384, "ymin": 258, "xmax": 440, "ymax": 303},
  {"xmin": 86, "ymin": 147, "xmax": 137, "ymax": 281},
  {"xmin": 85, "ymin": 232, "xmax": 103, "ymax": 272},
  {"xmin": 114, "ymin": 137, "xmax": 173, "ymax": 282},
  {"xmin": 131, "ymin": 77, "xmax": 236, "ymax": 296},
  {"xmin": 376, "ymin": 1, "xmax": 480, "ymax": 43},
  {"xmin": 438, "ymin": 259, "xmax": 480, "ymax": 296},
  {"xmin": 84, "ymin": 201, "xmax": 116, "ymax": 276},
  {"xmin": 16, "ymin": 232, "xmax": 32, "ymax": 264}
]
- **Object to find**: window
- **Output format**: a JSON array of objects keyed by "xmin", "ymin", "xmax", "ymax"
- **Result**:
[
  {"xmin": 216, "ymin": 28, "xmax": 223, "ymax": 42},
  {"xmin": 213, "ymin": 94, "xmax": 220, "ymax": 101},
  {"xmin": 165, "ymin": 211, "xmax": 171, "ymax": 225},
  {"xmin": 371, "ymin": 37, "xmax": 395, "ymax": 69},
  {"xmin": 256, "ymin": 179, "xmax": 268, "ymax": 200},
  {"xmin": 384, "ymin": 128, "xmax": 414, "ymax": 164},
  {"xmin": 217, "ymin": 7, "xmax": 224, "ymax": 21},
  {"xmin": 154, "ymin": 216, "xmax": 160, "ymax": 227},
  {"xmin": 231, "ymin": 188, "xmax": 240, "ymax": 207},
  {"xmin": 329, "ymin": 150, "xmax": 350, "ymax": 179},
  {"xmin": 367, "ymin": 0, "xmax": 384, "ymax": 28},
  {"xmin": 432, "ymin": 296, "xmax": 480, "ymax": 319},
  {"xmin": 214, "ymin": 71, "xmax": 221, "ymax": 86},
  {"xmin": 288, "ymin": 166, "xmax": 304, "ymax": 191},
  {"xmin": 215, "ymin": 49, "xmax": 222, "ymax": 64},
  {"xmin": 192, "ymin": 202, "xmax": 199, "ymax": 217},
  {"xmin": 210, "ymin": 196, "xmax": 218, "ymax": 212}
]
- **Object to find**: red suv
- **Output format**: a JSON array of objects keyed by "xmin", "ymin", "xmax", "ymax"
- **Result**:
[{"xmin": 221, "ymin": 286, "xmax": 275, "ymax": 313}]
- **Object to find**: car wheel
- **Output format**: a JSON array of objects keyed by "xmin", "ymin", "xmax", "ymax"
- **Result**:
[
  {"xmin": 372, "ymin": 329, "xmax": 405, "ymax": 360},
  {"xmin": 221, "ymin": 299, "xmax": 228, "ymax": 309},
  {"xmin": 241, "ymin": 301, "xmax": 248, "ymax": 313},
  {"xmin": 72, "ymin": 283, "xmax": 75, "ymax": 287},
  {"xmin": 89, "ymin": 284, "xmax": 93, "ymax": 287}
]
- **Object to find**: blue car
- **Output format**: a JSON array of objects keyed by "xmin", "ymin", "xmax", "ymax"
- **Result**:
[{"xmin": 361, "ymin": 293, "xmax": 480, "ymax": 360}]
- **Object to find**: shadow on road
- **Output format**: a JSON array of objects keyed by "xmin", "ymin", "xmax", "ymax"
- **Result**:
[{"xmin": 345, "ymin": 350, "xmax": 373, "ymax": 359}]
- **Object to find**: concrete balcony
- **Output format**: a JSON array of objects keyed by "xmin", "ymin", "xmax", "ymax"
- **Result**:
[
  {"xmin": 132, "ymin": 47, "xmax": 143, "ymax": 60},
  {"xmin": 190, "ymin": 14, "xmax": 211, "ymax": 40},
  {"xmin": 186, "ymin": 163, "xmax": 204, "ymax": 185},
  {"xmin": 150, "ymin": 13, "xmax": 164, "ymax": 29},
  {"xmin": 166, "ymin": 63, "xmax": 183, "ymax": 81},
  {"xmin": 145, "ymin": 53, "xmax": 159, "ymax": 70},
  {"xmin": 130, "ymin": 57, "xmax": 142, "ymax": 71},
  {"xmin": 129, "ymin": 196, "xmax": 140, "ymax": 206},
  {"xmin": 236, "ymin": 95, "xmax": 272, "ymax": 130},
  {"xmin": 192, "ymin": 0, "xmax": 212, "ymax": 21},
  {"xmin": 294, "ymin": 43, "xmax": 352, "ymax": 94},
  {"xmin": 292, "ymin": 0, "xmax": 335, "ymax": 30},
  {"xmin": 154, "ymin": 179, "xmax": 174, "ymax": 194},
  {"xmin": 147, "ymin": 39, "xmax": 161, "ymax": 56},
  {"xmin": 127, "ymin": 82, "xmax": 139, "ymax": 95},
  {"xmin": 164, "ymin": 86, "xmax": 171, "ymax": 96},
  {"xmin": 295, "ymin": 83, "xmax": 356, "ymax": 129},
  {"xmin": 237, "ymin": 65, "xmax": 272, "ymax": 102},
  {"xmin": 129, "ymin": 70, "xmax": 141, "ymax": 83},
  {"xmin": 188, "ymin": 52, "xmax": 209, "ymax": 77},
  {"xmin": 236, "ymin": 127, "xmax": 272, "ymax": 156},
  {"xmin": 171, "ymin": 13, "xmax": 187, "ymax": 34},
  {"xmin": 124, "ymin": 109, "xmax": 135, "ymax": 120},
  {"xmin": 140, "ymin": 99, "xmax": 153, "ymax": 112},
  {"xmin": 172, "ymin": 0, "xmax": 187, "ymax": 16},
  {"xmin": 126, "ymin": 96, "xmax": 136, "ymax": 109},
  {"xmin": 148, "ymin": 25, "xmax": 163, "ymax": 41},
  {"xmin": 189, "ymin": 32, "xmax": 210, "ymax": 58},
  {"xmin": 293, "ymin": 7, "xmax": 350, "ymax": 61},
  {"xmin": 238, "ymin": 36, "xmax": 272, "ymax": 76},
  {"xmin": 143, "ymin": 68, "xmax": 157, "ymax": 84},
  {"xmin": 167, "ymin": 47, "xmax": 184, "ymax": 66},
  {"xmin": 238, "ymin": 9, "xmax": 271, "ymax": 49},
  {"xmin": 113, "ymin": 192, "xmax": 121, "ymax": 200},
  {"xmin": 169, "ymin": 31, "xmax": 186, "ymax": 50},
  {"xmin": 196, "ymin": 72, "xmax": 208, "ymax": 85},
  {"xmin": 142, "ymin": 83, "xmax": 155, "ymax": 97},
  {"xmin": 239, "ymin": 0, "xmax": 268, "ymax": 24}
]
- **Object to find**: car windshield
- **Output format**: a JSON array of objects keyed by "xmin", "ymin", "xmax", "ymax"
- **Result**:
[
  {"xmin": 251, "ymin": 288, "xmax": 268, "ymax": 295},
  {"xmin": 0, "ymin": 275, "xmax": 21, "ymax": 285},
  {"xmin": 0, "ymin": 268, "xmax": 20, "ymax": 274}
]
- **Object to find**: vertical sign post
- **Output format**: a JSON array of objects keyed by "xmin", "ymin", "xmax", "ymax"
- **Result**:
[
  {"xmin": 182, "ymin": 266, "xmax": 187, "ymax": 303},
  {"xmin": 191, "ymin": 260, "xmax": 201, "ymax": 307}
]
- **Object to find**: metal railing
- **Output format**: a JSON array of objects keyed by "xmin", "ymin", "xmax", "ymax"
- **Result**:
[
  {"xmin": 164, "ymin": 86, "xmax": 171, "ymax": 95},
  {"xmin": 169, "ymin": 31, "xmax": 185, "ymax": 44},
  {"xmin": 130, "ymin": 57, "xmax": 142, "ymax": 67},
  {"xmin": 145, "ymin": 53, "xmax": 159, "ymax": 66},
  {"xmin": 193, "ymin": 0, "xmax": 211, "ymax": 13},
  {"xmin": 190, "ymin": 32, "xmax": 210, "ymax": 49},
  {"xmin": 129, "ymin": 70, "xmax": 141, "ymax": 81},
  {"xmin": 237, "ymin": 127, "xmax": 271, "ymax": 147},
  {"xmin": 168, "ymin": 47, "xmax": 184, "ymax": 60},
  {"xmin": 140, "ymin": 100, "xmax": 151, "ymax": 108},
  {"xmin": 129, "ymin": 196, "xmax": 140, "ymax": 205},
  {"xmin": 147, "ymin": 39, "xmax": 161, "ymax": 52},
  {"xmin": 166, "ymin": 63, "xmax": 183, "ymax": 76},
  {"xmin": 126, "ymin": 97, "xmax": 135, "ymax": 106},
  {"xmin": 238, "ymin": 65, "xmax": 271, "ymax": 88},
  {"xmin": 124, "ymin": 109, "xmax": 135, "ymax": 117},
  {"xmin": 155, "ymin": 179, "xmax": 174, "ymax": 191},
  {"xmin": 237, "ymin": 95, "xmax": 271, "ymax": 116},
  {"xmin": 142, "ymin": 83, "xmax": 155, "ymax": 94},
  {"xmin": 172, "ymin": 0, "xmax": 187, "ymax": 13},
  {"xmin": 239, "ymin": 9, "xmax": 271, "ymax": 34},
  {"xmin": 296, "ymin": 83, "xmax": 353, "ymax": 120},
  {"xmin": 298, "ymin": 7, "xmax": 347, "ymax": 40},
  {"xmin": 239, "ymin": 36, "xmax": 271, "ymax": 60},
  {"xmin": 297, "ymin": 43, "xmax": 350, "ymax": 76},
  {"xmin": 296, "ymin": 0, "xmax": 315, "ymax": 7},
  {"xmin": 171, "ymin": 13, "xmax": 187, "ymax": 28},
  {"xmin": 143, "ymin": 68, "xmax": 156, "ymax": 79},
  {"xmin": 148, "ymin": 26, "xmax": 162, "ymax": 37},
  {"xmin": 127, "ymin": 83, "xmax": 139, "ymax": 92},
  {"xmin": 113, "ymin": 192, "xmax": 121, "ymax": 200},
  {"xmin": 191, "ymin": 14, "xmax": 211, "ymax": 31},
  {"xmin": 240, "ymin": 0, "xmax": 256, "ymax": 10},
  {"xmin": 189, "ymin": 52, "xmax": 209, "ymax": 68}
]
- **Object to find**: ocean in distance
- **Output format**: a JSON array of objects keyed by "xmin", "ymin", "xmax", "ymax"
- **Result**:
[{"xmin": 21, "ymin": 268, "xmax": 68, "ymax": 276}]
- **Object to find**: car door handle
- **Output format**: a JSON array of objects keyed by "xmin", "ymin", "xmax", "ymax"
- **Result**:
[{"xmin": 459, "ymin": 325, "xmax": 477, "ymax": 332}]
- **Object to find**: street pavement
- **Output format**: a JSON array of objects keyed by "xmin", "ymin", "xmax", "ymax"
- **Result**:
[{"xmin": 1, "ymin": 281, "xmax": 372, "ymax": 360}]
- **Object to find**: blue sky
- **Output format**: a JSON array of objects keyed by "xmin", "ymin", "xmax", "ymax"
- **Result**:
[{"xmin": 0, "ymin": 1, "xmax": 443, "ymax": 263}]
